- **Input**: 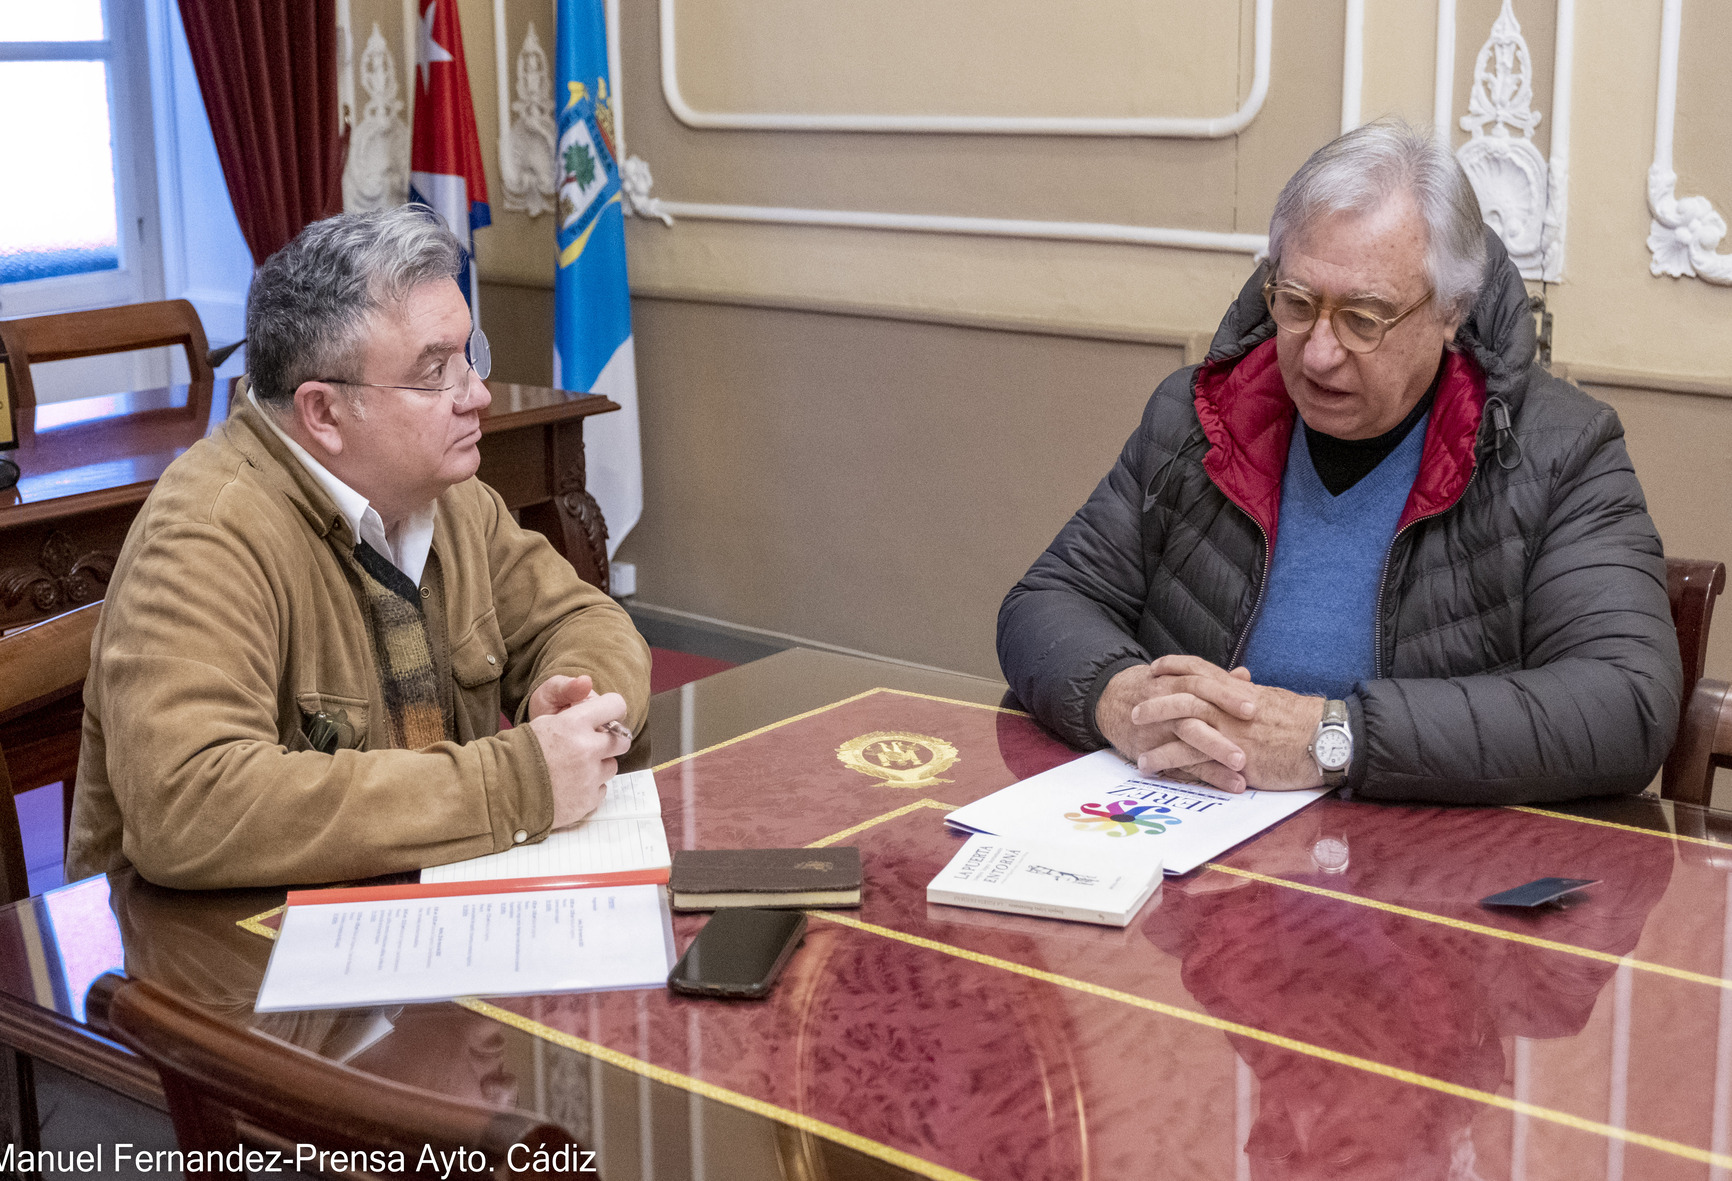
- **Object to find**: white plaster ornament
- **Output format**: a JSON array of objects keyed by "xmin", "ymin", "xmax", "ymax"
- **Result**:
[
  {"xmin": 342, "ymin": 24, "xmax": 411, "ymax": 213},
  {"xmin": 1455, "ymin": 0, "xmax": 1555, "ymax": 280}
]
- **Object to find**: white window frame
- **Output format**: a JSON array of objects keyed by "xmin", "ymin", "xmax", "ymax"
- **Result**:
[{"xmin": 0, "ymin": 0, "xmax": 165, "ymax": 320}]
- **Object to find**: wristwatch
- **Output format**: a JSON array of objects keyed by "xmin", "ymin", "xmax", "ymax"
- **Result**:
[{"xmin": 1308, "ymin": 699, "xmax": 1353, "ymax": 788}]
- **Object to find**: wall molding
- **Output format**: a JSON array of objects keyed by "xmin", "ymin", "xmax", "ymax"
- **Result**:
[
  {"xmin": 1341, "ymin": 0, "xmax": 1365, "ymax": 133},
  {"xmin": 646, "ymin": 201, "xmax": 1270, "ymax": 256},
  {"xmin": 1557, "ymin": 362, "xmax": 1732, "ymax": 401},
  {"xmin": 494, "ymin": 2, "xmax": 557, "ymax": 217},
  {"xmin": 1432, "ymin": 0, "xmax": 1573, "ymax": 282},
  {"xmin": 1646, "ymin": 0, "xmax": 1732, "ymax": 284},
  {"xmin": 621, "ymin": 0, "xmax": 1334, "ymax": 257},
  {"xmin": 339, "ymin": 21, "xmax": 411, "ymax": 213},
  {"xmin": 1453, "ymin": 0, "xmax": 1570, "ymax": 281},
  {"xmin": 659, "ymin": 0, "xmax": 1272, "ymax": 138}
]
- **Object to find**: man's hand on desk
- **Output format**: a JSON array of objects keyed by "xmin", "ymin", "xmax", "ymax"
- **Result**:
[
  {"xmin": 1096, "ymin": 656, "xmax": 1326, "ymax": 793},
  {"xmin": 526, "ymin": 674, "xmax": 633, "ymax": 828}
]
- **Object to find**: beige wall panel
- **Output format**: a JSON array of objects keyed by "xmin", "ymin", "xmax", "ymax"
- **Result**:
[
  {"xmin": 1225, "ymin": 0, "xmax": 1347, "ymax": 234},
  {"xmin": 1584, "ymin": 383, "xmax": 1732, "ymax": 684},
  {"xmin": 1450, "ymin": 0, "xmax": 1554, "ymax": 159},
  {"xmin": 623, "ymin": 219, "xmax": 1258, "ymax": 349},
  {"xmin": 479, "ymin": 280, "xmax": 556, "ymax": 386},
  {"xmin": 618, "ymin": 0, "xmax": 1346, "ymax": 235},
  {"xmin": 613, "ymin": 299, "xmax": 1185, "ymax": 677},
  {"xmin": 1673, "ymin": 0, "xmax": 1732, "ymax": 215},
  {"xmin": 1359, "ymin": 0, "xmax": 1440, "ymax": 130},
  {"xmin": 1545, "ymin": 0, "xmax": 1730, "ymax": 380},
  {"xmin": 668, "ymin": 0, "xmax": 1243, "ymax": 118}
]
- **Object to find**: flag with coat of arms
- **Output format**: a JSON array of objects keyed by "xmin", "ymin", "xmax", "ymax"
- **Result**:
[
  {"xmin": 409, "ymin": 0, "xmax": 491, "ymax": 308},
  {"xmin": 553, "ymin": 0, "xmax": 640, "ymax": 559}
]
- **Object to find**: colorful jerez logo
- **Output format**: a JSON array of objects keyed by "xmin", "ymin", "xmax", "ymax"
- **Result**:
[
  {"xmin": 836, "ymin": 732, "xmax": 960, "ymax": 789},
  {"xmin": 1064, "ymin": 800, "xmax": 1184, "ymax": 837}
]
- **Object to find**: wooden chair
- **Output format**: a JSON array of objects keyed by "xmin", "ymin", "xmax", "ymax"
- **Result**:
[
  {"xmin": 1665, "ymin": 678, "xmax": 1732, "ymax": 808},
  {"xmin": 1662, "ymin": 558, "xmax": 1728, "ymax": 806},
  {"xmin": 0, "ymin": 603, "xmax": 98, "ymax": 1160},
  {"xmin": 0, "ymin": 300, "xmax": 214, "ymax": 441},
  {"xmin": 86, "ymin": 974, "xmax": 594, "ymax": 1180},
  {"xmin": 0, "ymin": 601, "xmax": 100, "ymax": 905}
]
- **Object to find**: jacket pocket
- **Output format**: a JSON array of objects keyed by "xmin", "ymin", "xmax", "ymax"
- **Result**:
[{"xmin": 450, "ymin": 611, "xmax": 507, "ymax": 737}]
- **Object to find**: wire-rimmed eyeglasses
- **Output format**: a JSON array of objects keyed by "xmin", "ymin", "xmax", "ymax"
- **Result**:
[
  {"xmin": 315, "ymin": 326, "xmax": 492, "ymax": 406},
  {"xmin": 1262, "ymin": 278, "xmax": 1432, "ymax": 354}
]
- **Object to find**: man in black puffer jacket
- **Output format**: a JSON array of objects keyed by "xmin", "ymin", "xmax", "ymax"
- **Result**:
[{"xmin": 997, "ymin": 121, "xmax": 1680, "ymax": 805}]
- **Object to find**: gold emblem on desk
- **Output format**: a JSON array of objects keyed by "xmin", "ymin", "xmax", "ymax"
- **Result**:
[{"xmin": 836, "ymin": 732, "xmax": 959, "ymax": 788}]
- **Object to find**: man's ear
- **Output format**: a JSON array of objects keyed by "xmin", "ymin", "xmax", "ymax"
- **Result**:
[{"xmin": 292, "ymin": 381, "xmax": 350, "ymax": 456}]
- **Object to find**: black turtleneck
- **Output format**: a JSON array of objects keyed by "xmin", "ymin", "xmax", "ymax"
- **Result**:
[{"xmin": 1303, "ymin": 363, "xmax": 1443, "ymax": 496}]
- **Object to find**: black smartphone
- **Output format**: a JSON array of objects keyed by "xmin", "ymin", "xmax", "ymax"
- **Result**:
[
  {"xmin": 1479, "ymin": 877, "xmax": 1600, "ymax": 908},
  {"xmin": 667, "ymin": 908, "xmax": 807, "ymax": 999}
]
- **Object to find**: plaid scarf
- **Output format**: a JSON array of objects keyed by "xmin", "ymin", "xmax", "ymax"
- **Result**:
[{"xmin": 352, "ymin": 542, "xmax": 448, "ymax": 750}]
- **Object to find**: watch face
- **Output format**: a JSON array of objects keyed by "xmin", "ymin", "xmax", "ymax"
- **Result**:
[{"xmin": 1315, "ymin": 727, "xmax": 1352, "ymax": 770}]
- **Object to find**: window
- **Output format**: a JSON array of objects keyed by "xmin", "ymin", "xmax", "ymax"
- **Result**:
[
  {"xmin": 0, "ymin": 0, "xmax": 163, "ymax": 319},
  {"xmin": 0, "ymin": 0, "xmax": 251, "ymax": 402}
]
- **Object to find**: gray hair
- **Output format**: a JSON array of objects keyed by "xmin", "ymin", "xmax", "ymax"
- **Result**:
[
  {"xmin": 245, "ymin": 206, "xmax": 464, "ymax": 407},
  {"xmin": 1267, "ymin": 118, "xmax": 1487, "ymax": 319}
]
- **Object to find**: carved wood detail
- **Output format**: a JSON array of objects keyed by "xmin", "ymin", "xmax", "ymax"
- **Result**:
[
  {"xmin": 0, "ymin": 531, "xmax": 115, "ymax": 615},
  {"xmin": 551, "ymin": 422, "xmax": 609, "ymax": 594}
]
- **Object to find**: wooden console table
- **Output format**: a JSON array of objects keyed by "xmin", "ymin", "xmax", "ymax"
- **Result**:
[{"xmin": 0, "ymin": 379, "xmax": 618, "ymax": 629}]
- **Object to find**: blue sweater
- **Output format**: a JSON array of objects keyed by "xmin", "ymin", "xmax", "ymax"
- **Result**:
[{"xmin": 1239, "ymin": 416, "xmax": 1428, "ymax": 699}]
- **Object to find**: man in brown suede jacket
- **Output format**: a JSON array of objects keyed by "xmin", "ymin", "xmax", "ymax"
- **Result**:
[{"xmin": 67, "ymin": 208, "xmax": 650, "ymax": 889}]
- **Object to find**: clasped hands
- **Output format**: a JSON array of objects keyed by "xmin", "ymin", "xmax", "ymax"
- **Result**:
[
  {"xmin": 526, "ymin": 674, "xmax": 632, "ymax": 828},
  {"xmin": 1095, "ymin": 655, "xmax": 1327, "ymax": 793}
]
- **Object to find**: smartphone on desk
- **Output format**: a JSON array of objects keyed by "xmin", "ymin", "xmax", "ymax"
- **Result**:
[{"xmin": 667, "ymin": 908, "xmax": 806, "ymax": 999}]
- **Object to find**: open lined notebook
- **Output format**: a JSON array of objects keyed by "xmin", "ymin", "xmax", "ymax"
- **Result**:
[{"xmin": 420, "ymin": 768, "xmax": 673, "ymax": 886}]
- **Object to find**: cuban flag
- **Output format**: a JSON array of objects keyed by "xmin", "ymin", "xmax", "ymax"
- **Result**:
[
  {"xmin": 409, "ymin": 0, "xmax": 490, "ymax": 307},
  {"xmin": 553, "ymin": 0, "xmax": 640, "ymax": 558}
]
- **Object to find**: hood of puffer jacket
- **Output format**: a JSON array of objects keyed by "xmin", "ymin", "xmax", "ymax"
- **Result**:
[
  {"xmin": 1188, "ymin": 228, "xmax": 1536, "ymax": 544},
  {"xmin": 1204, "ymin": 227, "xmax": 1539, "ymax": 410}
]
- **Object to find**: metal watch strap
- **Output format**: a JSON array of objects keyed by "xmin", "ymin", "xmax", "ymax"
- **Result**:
[{"xmin": 1310, "ymin": 699, "xmax": 1351, "ymax": 788}]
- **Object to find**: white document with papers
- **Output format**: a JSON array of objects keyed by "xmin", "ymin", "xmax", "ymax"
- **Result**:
[
  {"xmin": 255, "ymin": 883, "xmax": 677, "ymax": 1011},
  {"xmin": 944, "ymin": 749, "xmax": 1326, "ymax": 875},
  {"xmin": 420, "ymin": 769, "xmax": 671, "ymax": 884}
]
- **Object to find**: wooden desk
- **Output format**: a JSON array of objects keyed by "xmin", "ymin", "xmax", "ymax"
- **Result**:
[
  {"xmin": 0, "ymin": 379, "xmax": 619, "ymax": 627},
  {"xmin": 2, "ymin": 649, "xmax": 1732, "ymax": 1180}
]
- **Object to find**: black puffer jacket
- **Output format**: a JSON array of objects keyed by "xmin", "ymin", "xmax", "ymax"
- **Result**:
[{"xmin": 998, "ymin": 235, "xmax": 1680, "ymax": 804}]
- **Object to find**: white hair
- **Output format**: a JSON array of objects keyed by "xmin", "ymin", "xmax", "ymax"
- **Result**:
[{"xmin": 1267, "ymin": 118, "xmax": 1487, "ymax": 318}]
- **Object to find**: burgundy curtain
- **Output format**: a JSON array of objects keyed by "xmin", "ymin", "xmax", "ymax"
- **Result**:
[{"xmin": 177, "ymin": 0, "xmax": 349, "ymax": 266}]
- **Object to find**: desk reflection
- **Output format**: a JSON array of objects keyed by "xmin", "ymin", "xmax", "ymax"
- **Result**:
[
  {"xmin": 1145, "ymin": 808, "xmax": 1673, "ymax": 1180},
  {"xmin": 104, "ymin": 870, "xmax": 517, "ymax": 1109}
]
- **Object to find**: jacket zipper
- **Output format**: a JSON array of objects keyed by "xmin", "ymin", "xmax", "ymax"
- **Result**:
[
  {"xmin": 1227, "ymin": 514, "xmax": 1273, "ymax": 670},
  {"xmin": 1372, "ymin": 461, "xmax": 1480, "ymax": 678}
]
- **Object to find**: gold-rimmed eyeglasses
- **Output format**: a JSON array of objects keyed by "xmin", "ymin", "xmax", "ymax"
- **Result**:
[
  {"xmin": 1262, "ymin": 278, "xmax": 1432, "ymax": 354},
  {"xmin": 315, "ymin": 326, "xmax": 492, "ymax": 407}
]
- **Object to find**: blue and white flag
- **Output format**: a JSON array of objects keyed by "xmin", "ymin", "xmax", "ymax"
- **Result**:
[{"xmin": 554, "ymin": 0, "xmax": 639, "ymax": 558}]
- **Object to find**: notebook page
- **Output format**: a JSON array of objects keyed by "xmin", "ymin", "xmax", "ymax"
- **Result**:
[{"xmin": 420, "ymin": 770, "xmax": 671, "ymax": 884}]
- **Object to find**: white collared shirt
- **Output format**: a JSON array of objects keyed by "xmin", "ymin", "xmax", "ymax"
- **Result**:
[{"xmin": 251, "ymin": 391, "xmax": 436, "ymax": 585}]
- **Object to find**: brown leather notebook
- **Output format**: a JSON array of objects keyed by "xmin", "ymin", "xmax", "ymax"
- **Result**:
[{"xmin": 669, "ymin": 847, "xmax": 863, "ymax": 911}]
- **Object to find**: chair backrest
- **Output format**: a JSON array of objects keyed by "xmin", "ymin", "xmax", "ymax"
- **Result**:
[
  {"xmin": 1663, "ymin": 678, "xmax": 1732, "ymax": 808},
  {"xmin": 85, "ymin": 974, "xmax": 592, "ymax": 1181},
  {"xmin": 0, "ymin": 300, "xmax": 214, "ymax": 437},
  {"xmin": 0, "ymin": 602, "xmax": 101, "ymax": 904},
  {"xmin": 1667, "ymin": 558, "xmax": 1726, "ymax": 701},
  {"xmin": 1662, "ymin": 558, "xmax": 1728, "ymax": 806}
]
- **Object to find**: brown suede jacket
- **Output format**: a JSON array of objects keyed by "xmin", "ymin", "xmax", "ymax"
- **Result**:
[{"xmin": 67, "ymin": 400, "xmax": 650, "ymax": 889}]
